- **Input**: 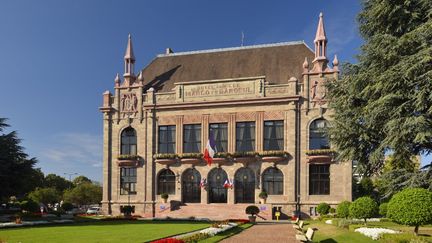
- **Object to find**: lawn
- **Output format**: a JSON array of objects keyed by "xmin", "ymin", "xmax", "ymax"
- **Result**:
[
  {"xmin": 199, "ymin": 223, "xmax": 253, "ymax": 243},
  {"xmin": 0, "ymin": 220, "xmax": 210, "ymax": 243},
  {"xmin": 304, "ymin": 219, "xmax": 432, "ymax": 243}
]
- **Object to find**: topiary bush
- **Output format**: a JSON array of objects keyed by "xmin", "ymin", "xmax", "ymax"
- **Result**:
[
  {"xmin": 387, "ymin": 188, "xmax": 432, "ymax": 236},
  {"xmin": 379, "ymin": 202, "xmax": 388, "ymax": 217},
  {"xmin": 329, "ymin": 207, "xmax": 336, "ymax": 214},
  {"xmin": 337, "ymin": 201, "xmax": 351, "ymax": 218},
  {"xmin": 61, "ymin": 202, "xmax": 74, "ymax": 212},
  {"xmin": 317, "ymin": 202, "xmax": 330, "ymax": 215},
  {"xmin": 349, "ymin": 197, "xmax": 377, "ymax": 224},
  {"xmin": 20, "ymin": 200, "xmax": 39, "ymax": 213},
  {"xmin": 245, "ymin": 205, "xmax": 260, "ymax": 216}
]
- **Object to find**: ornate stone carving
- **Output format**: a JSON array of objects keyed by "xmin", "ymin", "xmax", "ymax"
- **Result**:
[
  {"xmin": 310, "ymin": 80, "xmax": 327, "ymax": 105},
  {"xmin": 121, "ymin": 93, "xmax": 138, "ymax": 113}
]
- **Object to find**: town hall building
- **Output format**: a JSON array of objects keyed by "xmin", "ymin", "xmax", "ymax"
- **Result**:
[{"xmin": 99, "ymin": 13, "xmax": 352, "ymax": 219}]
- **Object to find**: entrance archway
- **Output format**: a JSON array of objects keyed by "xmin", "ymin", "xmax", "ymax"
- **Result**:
[
  {"xmin": 182, "ymin": 168, "xmax": 201, "ymax": 203},
  {"xmin": 208, "ymin": 168, "xmax": 228, "ymax": 203},
  {"xmin": 234, "ymin": 167, "xmax": 255, "ymax": 203}
]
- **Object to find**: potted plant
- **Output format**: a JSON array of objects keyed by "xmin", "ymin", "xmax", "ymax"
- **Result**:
[
  {"xmin": 161, "ymin": 193, "xmax": 169, "ymax": 203},
  {"xmin": 259, "ymin": 191, "xmax": 268, "ymax": 204},
  {"xmin": 245, "ymin": 205, "xmax": 260, "ymax": 223},
  {"xmin": 122, "ymin": 205, "xmax": 134, "ymax": 217},
  {"xmin": 305, "ymin": 149, "xmax": 336, "ymax": 163}
]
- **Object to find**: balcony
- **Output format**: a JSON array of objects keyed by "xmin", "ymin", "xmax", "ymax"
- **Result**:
[
  {"xmin": 259, "ymin": 151, "xmax": 290, "ymax": 163},
  {"xmin": 117, "ymin": 154, "xmax": 140, "ymax": 167},
  {"xmin": 305, "ymin": 149, "xmax": 336, "ymax": 163},
  {"xmin": 154, "ymin": 153, "xmax": 178, "ymax": 166},
  {"xmin": 179, "ymin": 153, "xmax": 203, "ymax": 165}
]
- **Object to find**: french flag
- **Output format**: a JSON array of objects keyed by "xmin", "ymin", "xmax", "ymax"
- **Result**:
[{"xmin": 204, "ymin": 131, "xmax": 216, "ymax": 166}]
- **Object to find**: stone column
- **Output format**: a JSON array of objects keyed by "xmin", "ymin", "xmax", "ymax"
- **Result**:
[
  {"xmin": 228, "ymin": 113, "xmax": 236, "ymax": 153},
  {"xmin": 102, "ymin": 112, "xmax": 112, "ymax": 214},
  {"xmin": 256, "ymin": 111, "xmax": 264, "ymax": 151}
]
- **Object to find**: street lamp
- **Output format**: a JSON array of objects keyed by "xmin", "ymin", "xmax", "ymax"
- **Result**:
[{"xmin": 64, "ymin": 172, "xmax": 78, "ymax": 182}]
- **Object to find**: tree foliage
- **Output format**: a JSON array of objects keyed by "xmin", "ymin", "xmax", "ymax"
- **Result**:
[
  {"xmin": 28, "ymin": 187, "xmax": 61, "ymax": 205},
  {"xmin": 72, "ymin": 176, "xmax": 92, "ymax": 186},
  {"xmin": 375, "ymin": 168, "xmax": 432, "ymax": 201},
  {"xmin": 337, "ymin": 201, "xmax": 351, "ymax": 219},
  {"xmin": 349, "ymin": 197, "xmax": 378, "ymax": 224},
  {"xmin": 44, "ymin": 174, "xmax": 73, "ymax": 192},
  {"xmin": 63, "ymin": 182, "xmax": 102, "ymax": 206},
  {"xmin": 327, "ymin": 0, "xmax": 432, "ymax": 176},
  {"xmin": 0, "ymin": 118, "xmax": 43, "ymax": 201},
  {"xmin": 387, "ymin": 188, "xmax": 432, "ymax": 235},
  {"xmin": 379, "ymin": 202, "xmax": 388, "ymax": 217}
]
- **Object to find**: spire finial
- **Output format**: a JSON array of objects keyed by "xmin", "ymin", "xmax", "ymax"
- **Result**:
[
  {"xmin": 312, "ymin": 12, "xmax": 329, "ymax": 72},
  {"xmin": 114, "ymin": 73, "xmax": 121, "ymax": 87},
  {"xmin": 332, "ymin": 55, "xmax": 339, "ymax": 66},
  {"xmin": 303, "ymin": 57, "xmax": 309, "ymax": 70}
]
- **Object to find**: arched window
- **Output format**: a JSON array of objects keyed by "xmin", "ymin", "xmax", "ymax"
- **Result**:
[
  {"xmin": 121, "ymin": 127, "xmax": 137, "ymax": 155},
  {"xmin": 157, "ymin": 169, "xmax": 175, "ymax": 195},
  {"xmin": 262, "ymin": 167, "xmax": 283, "ymax": 195},
  {"xmin": 309, "ymin": 119, "xmax": 329, "ymax": 150}
]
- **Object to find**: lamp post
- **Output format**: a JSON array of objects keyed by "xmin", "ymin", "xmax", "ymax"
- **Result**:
[{"xmin": 64, "ymin": 172, "xmax": 78, "ymax": 182}]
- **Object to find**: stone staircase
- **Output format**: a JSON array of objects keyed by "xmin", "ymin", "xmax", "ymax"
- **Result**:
[{"xmin": 154, "ymin": 202, "xmax": 273, "ymax": 221}]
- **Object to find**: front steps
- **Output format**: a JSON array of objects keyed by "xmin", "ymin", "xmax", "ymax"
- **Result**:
[{"xmin": 154, "ymin": 202, "xmax": 273, "ymax": 221}]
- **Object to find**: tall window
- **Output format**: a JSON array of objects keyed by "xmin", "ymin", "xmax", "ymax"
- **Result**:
[
  {"xmin": 236, "ymin": 122, "xmax": 255, "ymax": 152},
  {"xmin": 309, "ymin": 119, "xmax": 329, "ymax": 150},
  {"xmin": 183, "ymin": 124, "xmax": 201, "ymax": 153},
  {"xmin": 209, "ymin": 123, "xmax": 228, "ymax": 152},
  {"xmin": 309, "ymin": 164, "xmax": 330, "ymax": 195},
  {"xmin": 262, "ymin": 167, "xmax": 284, "ymax": 195},
  {"xmin": 157, "ymin": 169, "xmax": 175, "ymax": 195},
  {"xmin": 264, "ymin": 120, "xmax": 284, "ymax": 151},
  {"xmin": 158, "ymin": 125, "xmax": 176, "ymax": 153},
  {"xmin": 121, "ymin": 127, "xmax": 137, "ymax": 155},
  {"xmin": 120, "ymin": 167, "xmax": 137, "ymax": 195}
]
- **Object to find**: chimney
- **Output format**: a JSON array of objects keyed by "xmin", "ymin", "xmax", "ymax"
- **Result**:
[{"xmin": 165, "ymin": 48, "xmax": 174, "ymax": 55}]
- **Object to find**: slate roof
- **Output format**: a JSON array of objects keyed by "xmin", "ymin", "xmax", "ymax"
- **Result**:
[{"xmin": 141, "ymin": 41, "xmax": 315, "ymax": 92}]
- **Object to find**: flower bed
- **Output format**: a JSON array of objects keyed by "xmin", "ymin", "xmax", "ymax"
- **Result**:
[{"xmin": 354, "ymin": 227, "xmax": 399, "ymax": 240}]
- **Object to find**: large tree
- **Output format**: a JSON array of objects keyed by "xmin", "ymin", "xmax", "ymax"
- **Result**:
[
  {"xmin": 44, "ymin": 173, "xmax": 73, "ymax": 192},
  {"xmin": 63, "ymin": 182, "xmax": 102, "ymax": 207},
  {"xmin": 0, "ymin": 118, "xmax": 43, "ymax": 201},
  {"xmin": 328, "ymin": 0, "xmax": 432, "ymax": 175}
]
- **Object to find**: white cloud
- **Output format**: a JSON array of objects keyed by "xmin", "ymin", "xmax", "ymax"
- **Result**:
[{"xmin": 37, "ymin": 132, "xmax": 103, "ymax": 181}]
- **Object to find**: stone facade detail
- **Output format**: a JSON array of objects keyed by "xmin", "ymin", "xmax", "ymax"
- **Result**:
[{"xmin": 99, "ymin": 13, "xmax": 351, "ymax": 219}]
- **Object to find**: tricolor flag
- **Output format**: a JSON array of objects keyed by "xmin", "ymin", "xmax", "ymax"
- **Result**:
[
  {"xmin": 200, "ymin": 178, "xmax": 207, "ymax": 188},
  {"xmin": 223, "ymin": 179, "xmax": 233, "ymax": 189},
  {"xmin": 204, "ymin": 131, "xmax": 216, "ymax": 166}
]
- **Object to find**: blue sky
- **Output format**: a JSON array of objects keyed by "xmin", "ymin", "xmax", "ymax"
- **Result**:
[{"xmin": 1, "ymin": 0, "xmax": 422, "ymax": 182}]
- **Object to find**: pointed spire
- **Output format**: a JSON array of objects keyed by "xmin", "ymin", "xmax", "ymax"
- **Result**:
[
  {"xmin": 114, "ymin": 73, "xmax": 121, "ymax": 87},
  {"xmin": 124, "ymin": 34, "xmax": 135, "ymax": 61},
  {"xmin": 312, "ymin": 12, "xmax": 329, "ymax": 72},
  {"xmin": 314, "ymin": 12, "xmax": 327, "ymax": 43},
  {"xmin": 137, "ymin": 70, "xmax": 144, "ymax": 83}
]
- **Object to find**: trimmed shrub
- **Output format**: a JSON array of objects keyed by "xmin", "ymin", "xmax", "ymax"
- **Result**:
[
  {"xmin": 337, "ymin": 201, "xmax": 351, "ymax": 218},
  {"xmin": 349, "ymin": 197, "xmax": 377, "ymax": 224},
  {"xmin": 161, "ymin": 193, "xmax": 169, "ymax": 199},
  {"xmin": 245, "ymin": 205, "xmax": 260, "ymax": 216},
  {"xmin": 337, "ymin": 218, "xmax": 353, "ymax": 229},
  {"xmin": 379, "ymin": 203, "xmax": 388, "ymax": 217},
  {"xmin": 258, "ymin": 191, "xmax": 268, "ymax": 199},
  {"xmin": 387, "ymin": 188, "xmax": 432, "ymax": 236},
  {"xmin": 317, "ymin": 202, "xmax": 330, "ymax": 215},
  {"xmin": 61, "ymin": 202, "xmax": 74, "ymax": 212},
  {"xmin": 329, "ymin": 207, "xmax": 336, "ymax": 214},
  {"xmin": 20, "ymin": 200, "xmax": 39, "ymax": 213}
]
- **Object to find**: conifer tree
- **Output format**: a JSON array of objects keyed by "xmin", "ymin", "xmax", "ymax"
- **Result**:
[{"xmin": 328, "ymin": 0, "xmax": 432, "ymax": 175}]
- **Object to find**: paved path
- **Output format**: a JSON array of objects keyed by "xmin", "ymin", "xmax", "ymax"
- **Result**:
[{"xmin": 221, "ymin": 222, "xmax": 299, "ymax": 243}]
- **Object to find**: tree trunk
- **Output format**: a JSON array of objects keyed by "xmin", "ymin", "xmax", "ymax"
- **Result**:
[
  {"xmin": 414, "ymin": 225, "xmax": 419, "ymax": 236},
  {"xmin": 364, "ymin": 218, "xmax": 367, "ymax": 225}
]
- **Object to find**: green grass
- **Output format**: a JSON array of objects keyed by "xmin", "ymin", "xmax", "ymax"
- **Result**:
[
  {"xmin": 198, "ymin": 223, "xmax": 253, "ymax": 243},
  {"xmin": 304, "ymin": 219, "xmax": 432, "ymax": 243},
  {"xmin": 0, "ymin": 220, "xmax": 209, "ymax": 243}
]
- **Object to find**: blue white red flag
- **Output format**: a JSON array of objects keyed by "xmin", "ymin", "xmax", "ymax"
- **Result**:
[{"xmin": 204, "ymin": 131, "xmax": 216, "ymax": 166}]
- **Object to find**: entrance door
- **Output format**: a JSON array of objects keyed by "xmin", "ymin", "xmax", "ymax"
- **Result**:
[
  {"xmin": 235, "ymin": 167, "xmax": 255, "ymax": 203},
  {"xmin": 182, "ymin": 168, "xmax": 201, "ymax": 203},
  {"xmin": 208, "ymin": 168, "xmax": 228, "ymax": 203}
]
